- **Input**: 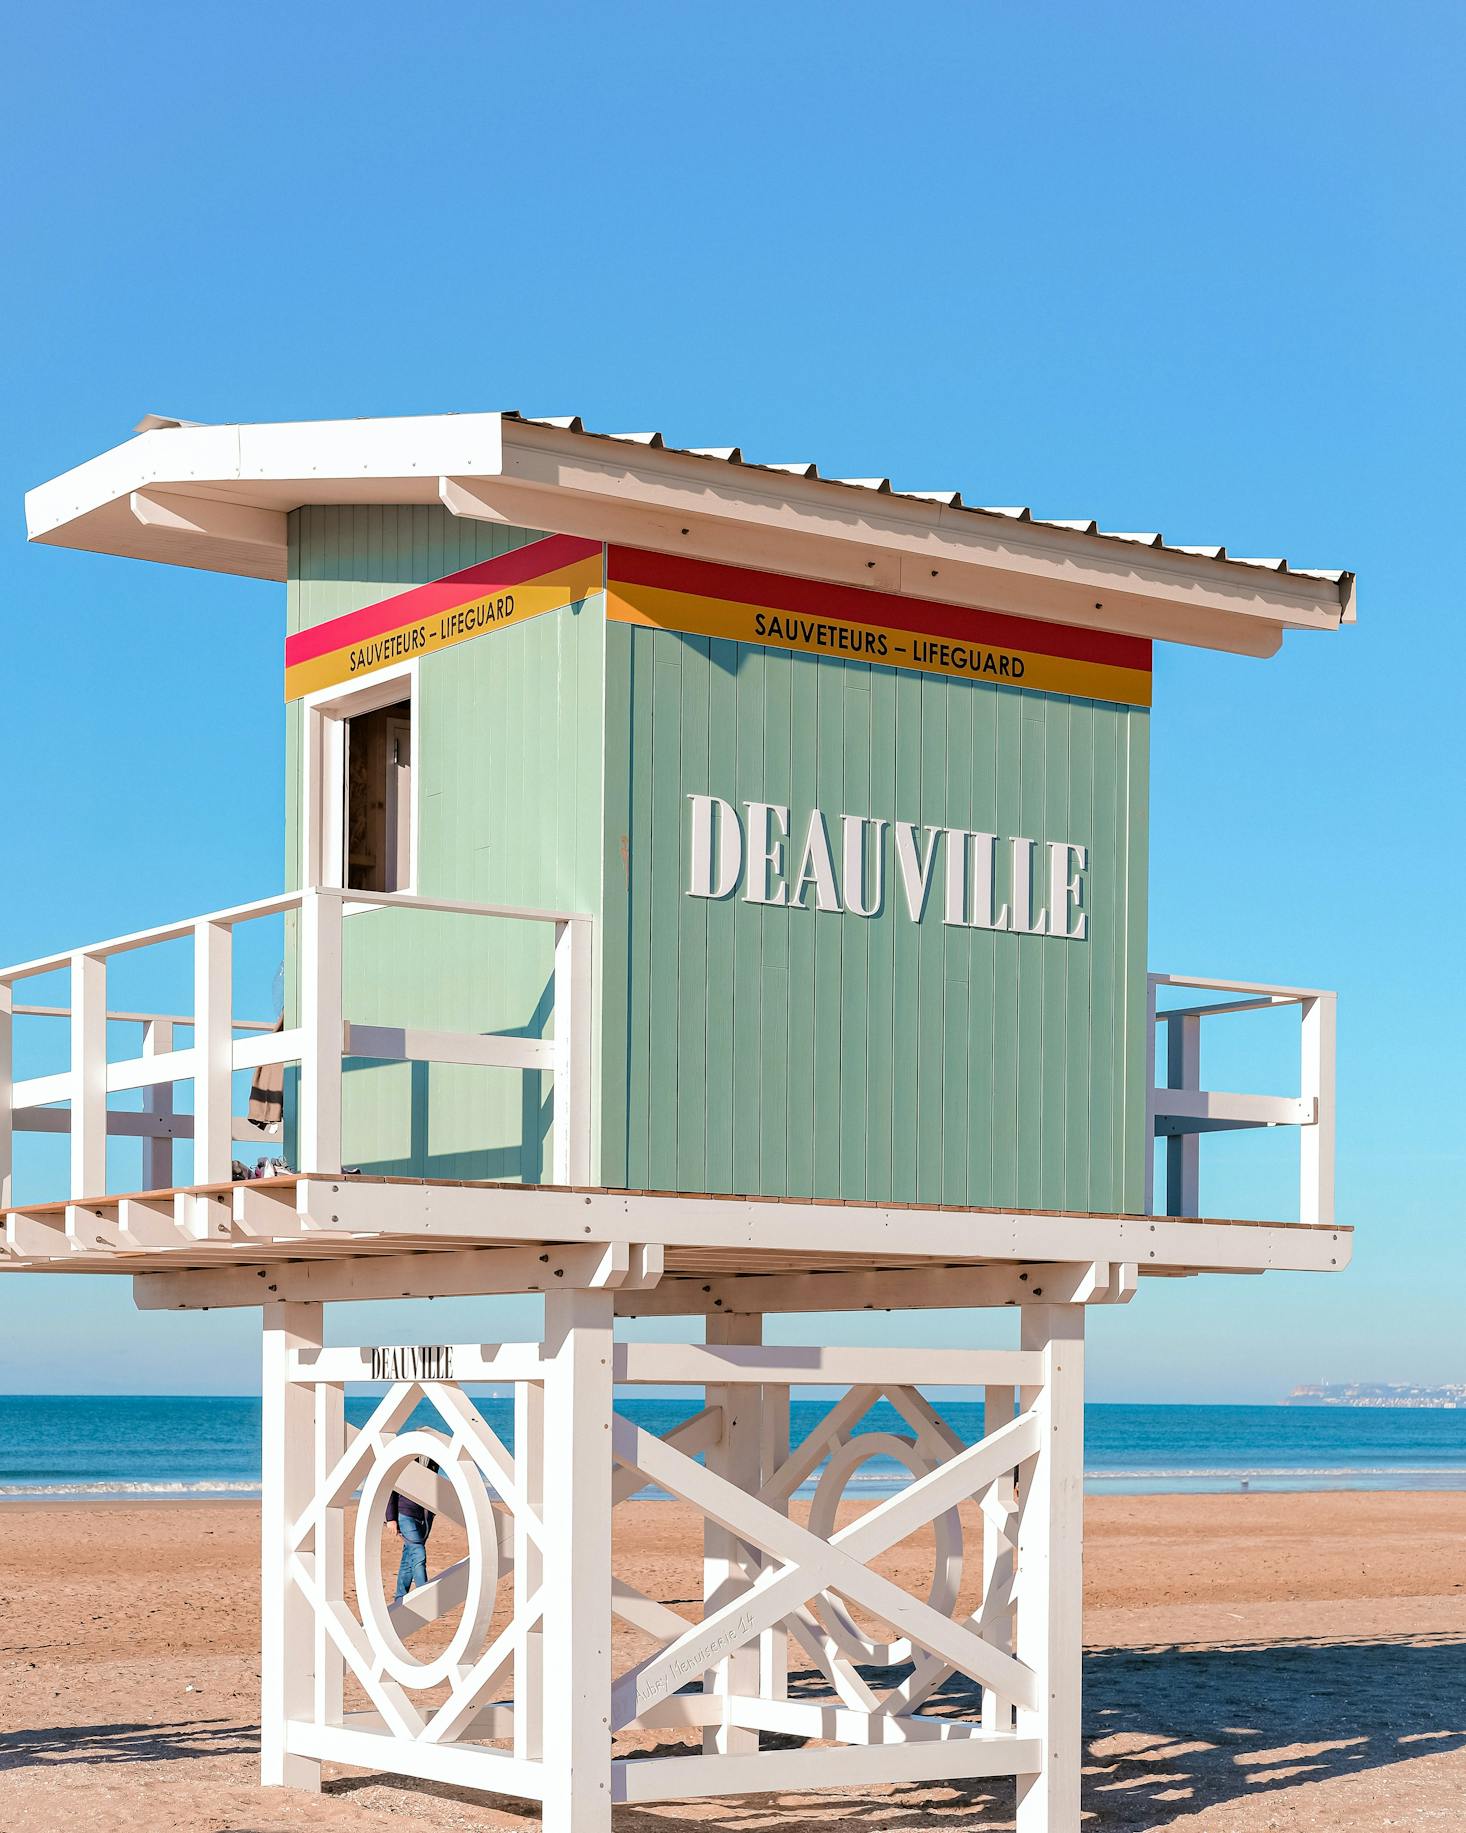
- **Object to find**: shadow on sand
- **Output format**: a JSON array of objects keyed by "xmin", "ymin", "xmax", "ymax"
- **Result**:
[
  {"xmin": 326, "ymin": 1632, "xmax": 1466, "ymax": 1828},
  {"xmin": 6, "ymin": 1634, "xmax": 1462, "ymax": 1827}
]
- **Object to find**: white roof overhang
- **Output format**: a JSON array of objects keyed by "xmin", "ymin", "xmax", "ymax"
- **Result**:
[{"xmin": 25, "ymin": 411, "xmax": 1355, "ymax": 657}]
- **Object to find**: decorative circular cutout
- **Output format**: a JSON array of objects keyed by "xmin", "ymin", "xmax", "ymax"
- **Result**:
[
  {"xmin": 807, "ymin": 1430, "xmax": 963, "ymax": 1667},
  {"xmin": 354, "ymin": 1427, "xmax": 499, "ymax": 1688}
]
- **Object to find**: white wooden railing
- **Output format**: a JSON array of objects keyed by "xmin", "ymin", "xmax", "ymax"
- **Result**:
[
  {"xmin": 0, "ymin": 888, "xmax": 593, "ymax": 1205},
  {"xmin": 1146, "ymin": 973, "xmax": 1336, "ymax": 1225}
]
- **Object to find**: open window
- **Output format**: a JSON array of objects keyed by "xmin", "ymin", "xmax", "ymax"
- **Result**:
[{"xmin": 302, "ymin": 661, "xmax": 418, "ymax": 894}]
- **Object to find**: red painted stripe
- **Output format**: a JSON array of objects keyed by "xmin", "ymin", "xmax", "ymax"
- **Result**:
[
  {"xmin": 285, "ymin": 533, "xmax": 602, "ymax": 667},
  {"xmin": 607, "ymin": 544, "xmax": 1151, "ymax": 672}
]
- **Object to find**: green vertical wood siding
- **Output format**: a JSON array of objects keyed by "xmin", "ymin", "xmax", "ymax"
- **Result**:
[
  {"xmin": 603, "ymin": 630, "xmax": 1149, "ymax": 1213},
  {"xmin": 285, "ymin": 507, "xmax": 605, "ymax": 1182},
  {"xmin": 286, "ymin": 511, "xmax": 1149, "ymax": 1211}
]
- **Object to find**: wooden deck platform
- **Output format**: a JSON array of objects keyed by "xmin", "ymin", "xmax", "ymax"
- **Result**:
[{"xmin": 1, "ymin": 1172, "xmax": 1351, "ymax": 1312}]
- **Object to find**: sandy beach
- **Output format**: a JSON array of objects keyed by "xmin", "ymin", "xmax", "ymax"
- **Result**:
[{"xmin": 2, "ymin": 1490, "xmax": 1463, "ymax": 1831}]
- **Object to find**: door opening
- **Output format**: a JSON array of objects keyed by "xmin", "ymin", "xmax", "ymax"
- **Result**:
[{"xmin": 343, "ymin": 700, "xmax": 412, "ymax": 892}]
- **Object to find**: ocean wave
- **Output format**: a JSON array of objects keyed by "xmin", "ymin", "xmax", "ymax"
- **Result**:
[
  {"xmin": 1084, "ymin": 1465, "xmax": 1466, "ymax": 1479},
  {"xmin": 0, "ymin": 1479, "xmax": 262, "ymax": 1497}
]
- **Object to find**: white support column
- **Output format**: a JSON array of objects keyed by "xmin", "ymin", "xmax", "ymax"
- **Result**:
[
  {"xmin": 1300, "ymin": 991, "xmax": 1336, "ymax": 1226},
  {"xmin": 981, "ymin": 1381, "xmax": 1018, "ymax": 1734},
  {"xmin": 70, "ymin": 951, "xmax": 107, "ymax": 1198},
  {"xmin": 703, "ymin": 1313, "xmax": 762, "ymax": 1753},
  {"xmin": 514, "ymin": 1378, "xmax": 546, "ymax": 1761},
  {"xmin": 758, "ymin": 1377, "xmax": 791, "ymax": 1703},
  {"xmin": 0, "ymin": 979, "xmax": 12, "ymax": 1209},
  {"xmin": 1015, "ymin": 1305, "xmax": 1086, "ymax": 1833},
  {"xmin": 194, "ymin": 923, "xmax": 234, "ymax": 1185},
  {"xmin": 552, "ymin": 917, "xmax": 593, "ymax": 1186},
  {"xmin": 262, "ymin": 1301, "xmax": 323, "ymax": 1791},
  {"xmin": 540, "ymin": 1288, "xmax": 613, "ymax": 1833},
  {"xmin": 313, "ymin": 1375, "xmax": 345, "ymax": 1732},
  {"xmin": 299, "ymin": 891, "xmax": 343, "ymax": 1176},
  {"xmin": 140, "ymin": 1017, "xmax": 175, "ymax": 1191},
  {"xmin": 1164, "ymin": 1013, "xmax": 1200, "ymax": 1217}
]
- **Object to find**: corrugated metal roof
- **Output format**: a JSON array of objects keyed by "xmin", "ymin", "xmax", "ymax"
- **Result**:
[{"xmin": 500, "ymin": 409, "xmax": 1350, "ymax": 588}]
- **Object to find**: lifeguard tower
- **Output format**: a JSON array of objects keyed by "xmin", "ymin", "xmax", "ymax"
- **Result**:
[{"xmin": 3, "ymin": 411, "xmax": 1351, "ymax": 1831}]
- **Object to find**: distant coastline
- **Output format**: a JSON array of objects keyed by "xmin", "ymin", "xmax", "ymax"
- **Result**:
[{"xmin": 1288, "ymin": 1382, "xmax": 1466, "ymax": 1410}]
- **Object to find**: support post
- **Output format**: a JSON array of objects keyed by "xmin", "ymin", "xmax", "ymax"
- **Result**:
[
  {"xmin": 193, "ymin": 924, "xmax": 233, "ymax": 1185},
  {"xmin": 514, "ymin": 1377, "xmax": 545, "ymax": 1761},
  {"xmin": 1015, "ymin": 1305, "xmax": 1085, "ymax": 1833},
  {"xmin": 261, "ymin": 1300, "xmax": 323, "ymax": 1790},
  {"xmin": 981, "ymin": 1381, "xmax": 1018, "ymax": 1734},
  {"xmin": 1164, "ymin": 1013, "xmax": 1200, "ymax": 1217},
  {"xmin": 70, "ymin": 951, "xmax": 106, "ymax": 1198},
  {"xmin": 1300, "ymin": 991, "xmax": 1336, "ymax": 1225},
  {"xmin": 703, "ymin": 1313, "xmax": 762, "ymax": 1753},
  {"xmin": 758, "ymin": 1376, "xmax": 791, "ymax": 1703},
  {"xmin": 140, "ymin": 1017, "xmax": 174, "ymax": 1191},
  {"xmin": 313, "ymin": 1373, "xmax": 345, "ymax": 1732},
  {"xmin": 299, "ymin": 891, "xmax": 343, "ymax": 1175},
  {"xmin": 540, "ymin": 1288, "xmax": 613, "ymax": 1832}
]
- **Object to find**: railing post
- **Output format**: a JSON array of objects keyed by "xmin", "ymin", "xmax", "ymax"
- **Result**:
[
  {"xmin": 194, "ymin": 923, "xmax": 234, "ymax": 1185},
  {"xmin": 1163, "ymin": 1013, "xmax": 1201, "ymax": 1218},
  {"xmin": 980, "ymin": 1381, "xmax": 1018, "ymax": 1734},
  {"xmin": 299, "ymin": 890, "xmax": 343, "ymax": 1176},
  {"xmin": 140, "ymin": 1017, "xmax": 175, "ymax": 1191},
  {"xmin": 1300, "ymin": 991, "xmax": 1337, "ymax": 1226},
  {"xmin": 0, "ymin": 979, "xmax": 13, "ymax": 1208},
  {"xmin": 70, "ymin": 951, "xmax": 107, "ymax": 1198},
  {"xmin": 1015, "ymin": 1304, "xmax": 1086, "ymax": 1833},
  {"xmin": 261, "ymin": 1300, "xmax": 323, "ymax": 1790},
  {"xmin": 552, "ymin": 916, "xmax": 593, "ymax": 1186},
  {"xmin": 539, "ymin": 1287, "xmax": 614, "ymax": 1833}
]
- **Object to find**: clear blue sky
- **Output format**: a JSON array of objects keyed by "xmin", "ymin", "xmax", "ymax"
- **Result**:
[{"xmin": 1, "ymin": 2, "xmax": 1460, "ymax": 1400}]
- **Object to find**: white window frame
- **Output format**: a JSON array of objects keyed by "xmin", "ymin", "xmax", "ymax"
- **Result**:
[{"xmin": 301, "ymin": 659, "xmax": 420, "ymax": 897}]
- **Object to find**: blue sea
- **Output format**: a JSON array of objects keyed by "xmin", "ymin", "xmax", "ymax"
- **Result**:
[{"xmin": 3, "ymin": 1395, "xmax": 1465, "ymax": 1501}]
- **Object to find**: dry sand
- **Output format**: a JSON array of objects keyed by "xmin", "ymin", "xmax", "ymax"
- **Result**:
[{"xmin": 2, "ymin": 1490, "xmax": 1464, "ymax": 1830}]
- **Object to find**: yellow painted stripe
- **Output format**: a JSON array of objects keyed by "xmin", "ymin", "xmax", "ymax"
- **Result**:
[
  {"xmin": 285, "ymin": 555, "xmax": 604, "ymax": 701},
  {"xmin": 607, "ymin": 582, "xmax": 1152, "ymax": 708}
]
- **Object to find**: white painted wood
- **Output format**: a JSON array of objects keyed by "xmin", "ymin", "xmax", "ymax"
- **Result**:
[
  {"xmin": 1015, "ymin": 1305, "xmax": 1085, "ymax": 1833},
  {"xmin": 758, "ymin": 1378, "xmax": 791, "ymax": 1702},
  {"xmin": 288, "ymin": 1176, "xmax": 1347, "ymax": 1274},
  {"xmin": 612, "ymin": 1734, "xmax": 1043, "ymax": 1802},
  {"xmin": 313, "ymin": 1376, "xmax": 345, "ymax": 1731},
  {"xmin": 611, "ymin": 1409, "xmax": 1040, "ymax": 1725},
  {"xmin": 285, "ymin": 1717, "xmax": 546, "ymax": 1799},
  {"xmin": 981, "ymin": 1384, "xmax": 1018, "ymax": 1734},
  {"xmin": 540, "ymin": 1289, "xmax": 614, "ymax": 1832},
  {"xmin": 703, "ymin": 1314, "xmax": 761, "ymax": 1754},
  {"xmin": 132, "ymin": 1240, "xmax": 642, "ymax": 1310},
  {"xmin": 261, "ymin": 1301, "xmax": 323, "ymax": 1790},
  {"xmin": 298, "ymin": 891, "xmax": 343, "ymax": 1176},
  {"xmin": 552, "ymin": 917, "xmax": 593, "ymax": 1185},
  {"xmin": 1300, "ymin": 992, "xmax": 1337, "ymax": 1225},
  {"xmin": 345, "ymin": 1021, "xmax": 553, "ymax": 1073},
  {"xmin": 624, "ymin": 1259, "xmax": 1125, "ymax": 1317},
  {"xmin": 514, "ymin": 1378, "xmax": 545, "ymax": 1762},
  {"xmin": 616, "ymin": 1343, "xmax": 1042, "ymax": 1388},
  {"xmin": 291, "ymin": 1342, "xmax": 549, "ymax": 1385},
  {"xmin": 231, "ymin": 1026, "xmax": 305, "ymax": 1072},
  {"xmin": 130, "ymin": 486, "xmax": 285, "ymax": 548},
  {"xmin": 193, "ymin": 921, "xmax": 233, "ymax": 1186},
  {"xmin": 140, "ymin": 1018, "xmax": 174, "ymax": 1191},
  {"xmin": 70, "ymin": 952, "xmax": 106, "ymax": 1198}
]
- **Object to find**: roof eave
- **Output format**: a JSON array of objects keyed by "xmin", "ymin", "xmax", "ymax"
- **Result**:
[{"xmin": 24, "ymin": 413, "xmax": 1354, "ymax": 656}]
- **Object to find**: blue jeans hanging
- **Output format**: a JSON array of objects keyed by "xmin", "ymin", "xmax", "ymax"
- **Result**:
[{"xmin": 394, "ymin": 1511, "xmax": 430, "ymax": 1602}]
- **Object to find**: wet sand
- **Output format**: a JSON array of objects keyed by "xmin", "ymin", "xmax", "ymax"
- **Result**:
[{"xmin": 2, "ymin": 1490, "xmax": 1464, "ymax": 1830}]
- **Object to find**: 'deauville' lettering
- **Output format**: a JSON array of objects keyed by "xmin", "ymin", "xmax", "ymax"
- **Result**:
[{"xmin": 684, "ymin": 793, "xmax": 1088, "ymax": 941}]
